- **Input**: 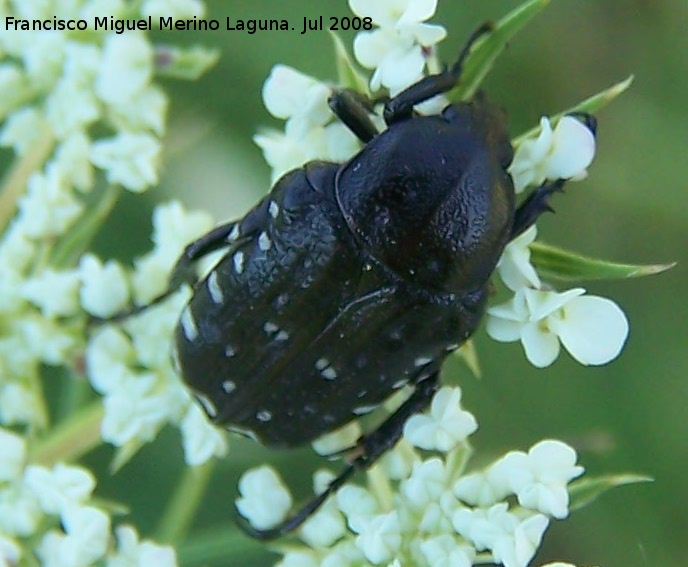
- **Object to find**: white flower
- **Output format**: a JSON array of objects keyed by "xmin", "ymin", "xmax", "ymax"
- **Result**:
[
  {"xmin": 100, "ymin": 372, "xmax": 173, "ymax": 445},
  {"xmin": 312, "ymin": 419, "xmax": 361, "ymax": 456},
  {"xmin": 491, "ymin": 440, "xmax": 584, "ymax": 519},
  {"xmin": 54, "ymin": 131, "xmax": 95, "ymax": 193},
  {"xmin": 486, "ymin": 287, "xmax": 629, "ymax": 367},
  {"xmin": 453, "ymin": 504, "xmax": 549, "ymax": 567},
  {"xmin": 235, "ymin": 465, "xmax": 293, "ymax": 530},
  {"xmin": 262, "ymin": 65, "xmax": 332, "ymax": 132},
  {"xmin": 0, "ymin": 483, "xmax": 42, "ymax": 536},
  {"xmin": 399, "ymin": 457, "xmax": 448, "ymax": 509},
  {"xmin": 403, "ymin": 386, "xmax": 477, "ymax": 451},
  {"xmin": 0, "ymin": 382, "xmax": 44, "ymax": 427},
  {"xmin": 180, "ymin": 404, "xmax": 228, "ymax": 466},
  {"xmin": 78, "ymin": 254, "xmax": 130, "ymax": 318},
  {"xmin": 509, "ymin": 116, "xmax": 596, "ymax": 193},
  {"xmin": 0, "ymin": 106, "xmax": 48, "ymax": 155},
  {"xmin": 0, "ymin": 428, "xmax": 26, "ymax": 482},
  {"xmin": 18, "ymin": 168, "xmax": 83, "ymax": 238},
  {"xmin": 354, "ymin": 511, "xmax": 402, "ymax": 564},
  {"xmin": 419, "ymin": 534, "xmax": 474, "ymax": 567},
  {"xmin": 96, "ymin": 33, "xmax": 153, "ymax": 105},
  {"xmin": 21, "ymin": 268, "xmax": 81, "ymax": 318},
  {"xmin": 52, "ymin": 505, "xmax": 110, "ymax": 567},
  {"xmin": 299, "ymin": 471, "xmax": 347, "ymax": 548},
  {"xmin": 107, "ymin": 525, "xmax": 177, "ymax": 567},
  {"xmin": 108, "ymin": 84, "xmax": 168, "ymax": 135},
  {"xmin": 350, "ymin": 0, "xmax": 446, "ymax": 93},
  {"xmin": 45, "ymin": 76, "xmax": 100, "ymax": 138},
  {"xmin": 23, "ymin": 464, "xmax": 96, "ymax": 515},
  {"xmin": 0, "ymin": 535, "xmax": 21, "ymax": 567},
  {"xmin": 497, "ymin": 225, "xmax": 541, "ymax": 291},
  {"xmin": 90, "ymin": 132, "xmax": 161, "ymax": 192},
  {"xmin": 86, "ymin": 327, "xmax": 135, "ymax": 394},
  {"xmin": 453, "ymin": 465, "xmax": 512, "ymax": 508},
  {"xmin": 336, "ymin": 484, "xmax": 380, "ymax": 534}
]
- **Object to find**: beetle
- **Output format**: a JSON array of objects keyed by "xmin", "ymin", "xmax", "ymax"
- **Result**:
[{"xmin": 118, "ymin": 23, "xmax": 596, "ymax": 538}]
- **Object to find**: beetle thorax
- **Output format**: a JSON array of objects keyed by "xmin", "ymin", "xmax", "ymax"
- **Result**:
[{"xmin": 336, "ymin": 103, "xmax": 515, "ymax": 294}]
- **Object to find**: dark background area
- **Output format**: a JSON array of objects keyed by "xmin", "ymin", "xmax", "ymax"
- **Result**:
[{"xmin": 90, "ymin": 1, "xmax": 687, "ymax": 565}]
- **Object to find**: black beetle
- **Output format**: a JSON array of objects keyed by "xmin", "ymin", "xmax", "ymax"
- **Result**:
[{"xmin": 118, "ymin": 24, "xmax": 596, "ymax": 538}]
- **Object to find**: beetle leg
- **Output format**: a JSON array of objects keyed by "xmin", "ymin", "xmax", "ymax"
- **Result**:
[
  {"xmin": 510, "ymin": 179, "xmax": 566, "ymax": 239},
  {"xmin": 240, "ymin": 371, "xmax": 440, "ymax": 540},
  {"xmin": 383, "ymin": 22, "xmax": 492, "ymax": 124},
  {"xmin": 328, "ymin": 89, "xmax": 380, "ymax": 143}
]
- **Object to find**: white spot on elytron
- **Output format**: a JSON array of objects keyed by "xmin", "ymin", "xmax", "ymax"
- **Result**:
[
  {"xmin": 258, "ymin": 232, "xmax": 272, "ymax": 251},
  {"xmin": 233, "ymin": 251, "xmax": 245, "ymax": 274},
  {"xmin": 321, "ymin": 367, "xmax": 337, "ymax": 380},
  {"xmin": 315, "ymin": 358, "xmax": 329, "ymax": 370},
  {"xmin": 357, "ymin": 389, "xmax": 368, "ymax": 398},
  {"xmin": 180, "ymin": 307, "xmax": 198, "ymax": 341},
  {"xmin": 275, "ymin": 330, "xmax": 289, "ymax": 341},
  {"xmin": 227, "ymin": 424, "xmax": 258, "ymax": 442},
  {"xmin": 195, "ymin": 393, "xmax": 217, "ymax": 418},
  {"xmin": 227, "ymin": 224, "xmax": 240, "ymax": 241},
  {"xmin": 392, "ymin": 378, "xmax": 408, "ymax": 389},
  {"xmin": 221, "ymin": 380, "xmax": 236, "ymax": 394},
  {"xmin": 263, "ymin": 321, "xmax": 278, "ymax": 334},
  {"xmin": 170, "ymin": 347, "xmax": 181, "ymax": 373},
  {"xmin": 224, "ymin": 344, "xmax": 236, "ymax": 357},
  {"xmin": 446, "ymin": 343, "xmax": 460, "ymax": 351},
  {"xmin": 414, "ymin": 356, "xmax": 433, "ymax": 367},
  {"xmin": 207, "ymin": 271, "xmax": 223, "ymax": 304},
  {"xmin": 256, "ymin": 409, "xmax": 272, "ymax": 422},
  {"xmin": 353, "ymin": 404, "xmax": 378, "ymax": 416},
  {"xmin": 268, "ymin": 200, "xmax": 280, "ymax": 218}
]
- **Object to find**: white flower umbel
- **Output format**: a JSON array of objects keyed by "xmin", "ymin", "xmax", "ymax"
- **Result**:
[
  {"xmin": 350, "ymin": 0, "xmax": 447, "ymax": 93},
  {"xmin": 486, "ymin": 287, "xmax": 629, "ymax": 367},
  {"xmin": 509, "ymin": 116, "xmax": 596, "ymax": 193},
  {"xmin": 250, "ymin": 385, "xmax": 588, "ymax": 567}
]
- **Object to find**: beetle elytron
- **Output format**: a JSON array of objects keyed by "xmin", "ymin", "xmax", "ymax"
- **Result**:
[{"xmin": 120, "ymin": 24, "xmax": 596, "ymax": 537}]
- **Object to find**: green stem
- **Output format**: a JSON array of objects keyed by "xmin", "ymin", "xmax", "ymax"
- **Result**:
[
  {"xmin": 0, "ymin": 127, "xmax": 55, "ymax": 232},
  {"xmin": 31, "ymin": 401, "xmax": 104, "ymax": 466},
  {"xmin": 51, "ymin": 183, "xmax": 122, "ymax": 268},
  {"xmin": 156, "ymin": 460, "xmax": 215, "ymax": 544}
]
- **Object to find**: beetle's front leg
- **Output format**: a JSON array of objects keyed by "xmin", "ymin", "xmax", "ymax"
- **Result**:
[
  {"xmin": 241, "ymin": 371, "xmax": 440, "ymax": 540},
  {"xmin": 383, "ymin": 22, "xmax": 492, "ymax": 124},
  {"xmin": 328, "ymin": 89, "xmax": 380, "ymax": 143},
  {"xmin": 510, "ymin": 179, "xmax": 566, "ymax": 239}
]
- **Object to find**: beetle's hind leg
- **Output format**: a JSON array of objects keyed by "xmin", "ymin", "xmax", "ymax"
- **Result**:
[
  {"xmin": 239, "ymin": 371, "xmax": 440, "ymax": 540},
  {"xmin": 383, "ymin": 22, "xmax": 493, "ymax": 124},
  {"xmin": 328, "ymin": 89, "xmax": 380, "ymax": 143}
]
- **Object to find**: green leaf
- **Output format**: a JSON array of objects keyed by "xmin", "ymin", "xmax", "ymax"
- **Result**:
[
  {"xmin": 330, "ymin": 31, "xmax": 370, "ymax": 93},
  {"xmin": 569, "ymin": 473, "xmax": 653, "ymax": 511},
  {"xmin": 453, "ymin": 339, "xmax": 482, "ymax": 379},
  {"xmin": 530, "ymin": 241, "xmax": 676, "ymax": 281},
  {"xmin": 450, "ymin": 0, "xmax": 551, "ymax": 101},
  {"xmin": 155, "ymin": 45, "xmax": 219, "ymax": 81},
  {"xmin": 513, "ymin": 76, "xmax": 634, "ymax": 145}
]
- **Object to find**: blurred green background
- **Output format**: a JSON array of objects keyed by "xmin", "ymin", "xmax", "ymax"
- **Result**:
[{"xmin": 90, "ymin": 1, "xmax": 688, "ymax": 565}]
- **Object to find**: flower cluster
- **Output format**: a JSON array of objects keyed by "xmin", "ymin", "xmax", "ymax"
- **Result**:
[
  {"xmin": 486, "ymin": 118, "xmax": 629, "ymax": 368},
  {"xmin": 0, "ymin": 428, "xmax": 176, "ymax": 566},
  {"xmin": 237, "ymin": 387, "xmax": 585, "ymax": 567},
  {"xmin": 0, "ymin": 0, "xmax": 222, "ymax": 563}
]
